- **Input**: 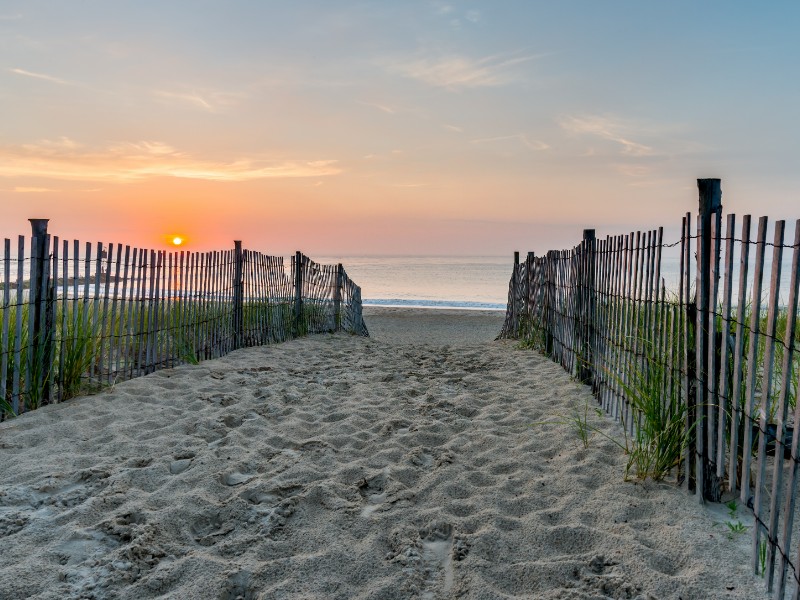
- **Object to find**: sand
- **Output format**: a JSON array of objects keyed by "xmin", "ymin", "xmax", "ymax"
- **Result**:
[{"xmin": 0, "ymin": 307, "xmax": 766, "ymax": 599}]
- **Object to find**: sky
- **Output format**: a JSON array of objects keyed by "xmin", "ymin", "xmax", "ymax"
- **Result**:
[{"xmin": 1, "ymin": 1, "xmax": 799, "ymax": 256}]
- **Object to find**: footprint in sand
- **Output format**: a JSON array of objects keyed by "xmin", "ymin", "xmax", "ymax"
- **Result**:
[
  {"xmin": 408, "ymin": 448, "xmax": 434, "ymax": 468},
  {"xmin": 190, "ymin": 510, "xmax": 235, "ymax": 546},
  {"xmin": 219, "ymin": 470, "xmax": 255, "ymax": 486},
  {"xmin": 358, "ymin": 472, "xmax": 388, "ymax": 517},
  {"xmin": 418, "ymin": 522, "xmax": 456, "ymax": 598},
  {"xmin": 169, "ymin": 452, "xmax": 195, "ymax": 475},
  {"xmin": 239, "ymin": 485, "xmax": 303, "ymax": 536}
]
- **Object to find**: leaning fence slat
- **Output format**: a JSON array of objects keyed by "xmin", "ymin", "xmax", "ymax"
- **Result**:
[
  {"xmin": 91, "ymin": 243, "xmax": 103, "ymax": 383},
  {"xmin": 25, "ymin": 232, "xmax": 38, "ymax": 409},
  {"xmin": 707, "ymin": 216, "xmax": 720, "ymax": 471},
  {"xmin": 198, "ymin": 253, "xmax": 209, "ymax": 360},
  {"xmin": 627, "ymin": 230, "xmax": 643, "ymax": 437},
  {"xmin": 212, "ymin": 250, "xmax": 221, "ymax": 357},
  {"xmin": 695, "ymin": 213, "xmax": 707, "ymax": 502},
  {"xmin": 653, "ymin": 228, "xmax": 665, "ymax": 396},
  {"xmin": 12, "ymin": 236, "xmax": 25, "ymax": 415},
  {"xmin": 681, "ymin": 213, "xmax": 692, "ymax": 490},
  {"xmin": 140, "ymin": 249, "xmax": 152, "ymax": 375},
  {"xmin": 128, "ymin": 247, "xmax": 142, "ymax": 380},
  {"xmin": 717, "ymin": 214, "xmax": 736, "ymax": 478},
  {"xmin": 195, "ymin": 252, "xmax": 205, "ymax": 360},
  {"xmin": 1, "ymin": 239, "xmax": 11, "ymax": 415},
  {"xmin": 596, "ymin": 237, "xmax": 611, "ymax": 405},
  {"xmin": 729, "ymin": 215, "xmax": 752, "ymax": 493},
  {"xmin": 751, "ymin": 220, "xmax": 786, "ymax": 575},
  {"xmin": 770, "ymin": 219, "xmax": 800, "ymax": 596},
  {"xmin": 71, "ymin": 240, "xmax": 81, "ymax": 390},
  {"xmin": 115, "ymin": 246, "xmax": 130, "ymax": 381},
  {"xmin": 740, "ymin": 216, "xmax": 769, "ymax": 505},
  {"xmin": 57, "ymin": 240, "xmax": 68, "ymax": 401},
  {"xmin": 97, "ymin": 243, "xmax": 113, "ymax": 384},
  {"xmin": 595, "ymin": 238, "xmax": 608, "ymax": 410},
  {"xmin": 615, "ymin": 233, "xmax": 630, "ymax": 427},
  {"xmin": 612, "ymin": 234, "xmax": 627, "ymax": 420},
  {"xmin": 41, "ymin": 233, "xmax": 53, "ymax": 405},
  {"xmin": 107, "ymin": 244, "xmax": 122, "ymax": 384}
]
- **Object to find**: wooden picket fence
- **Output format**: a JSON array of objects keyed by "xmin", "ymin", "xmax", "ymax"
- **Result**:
[
  {"xmin": 0, "ymin": 220, "xmax": 368, "ymax": 420},
  {"xmin": 500, "ymin": 179, "xmax": 800, "ymax": 599}
]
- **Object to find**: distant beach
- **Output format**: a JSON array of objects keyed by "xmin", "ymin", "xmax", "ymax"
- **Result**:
[{"xmin": 0, "ymin": 307, "xmax": 764, "ymax": 599}]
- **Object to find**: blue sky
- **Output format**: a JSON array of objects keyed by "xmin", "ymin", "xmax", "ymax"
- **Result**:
[{"xmin": 1, "ymin": 1, "xmax": 798, "ymax": 254}]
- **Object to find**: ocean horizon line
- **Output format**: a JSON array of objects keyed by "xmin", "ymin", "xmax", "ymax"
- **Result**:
[{"xmin": 363, "ymin": 298, "xmax": 506, "ymax": 311}]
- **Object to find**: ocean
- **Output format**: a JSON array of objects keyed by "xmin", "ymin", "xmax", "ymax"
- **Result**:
[{"xmin": 313, "ymin": 256, "xmax": 513, "ymax": 311}]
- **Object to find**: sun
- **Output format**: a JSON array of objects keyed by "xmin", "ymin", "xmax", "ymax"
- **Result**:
[{"xmin": 172, "ymin": 236, "xmax": 184, "ymax": 246}]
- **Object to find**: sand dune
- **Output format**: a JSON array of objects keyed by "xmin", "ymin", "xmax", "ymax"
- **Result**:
[{"xmin": 0, "ymin": 308, "xmax": 764, "ymax": 599}]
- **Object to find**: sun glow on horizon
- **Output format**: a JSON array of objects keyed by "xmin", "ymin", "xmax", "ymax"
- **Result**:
[{"xmin": 172, "ymin": 236, "xmax": 183, "ymax": 246}]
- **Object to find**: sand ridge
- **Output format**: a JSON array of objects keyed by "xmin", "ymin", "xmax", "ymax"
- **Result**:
[{"xmin": 0, "ymin": 308, "xmax": 765, "ymax": 599}]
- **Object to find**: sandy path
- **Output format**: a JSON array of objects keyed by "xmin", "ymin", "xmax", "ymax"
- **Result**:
[{"xmin": 0, "ymin": 309, "xmax": 764, "ymax": 599}]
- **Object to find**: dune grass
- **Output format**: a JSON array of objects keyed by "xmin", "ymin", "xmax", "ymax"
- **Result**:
[{"xmin": 0, "ymin": 294, "xmax": 348, "ymax": 420}]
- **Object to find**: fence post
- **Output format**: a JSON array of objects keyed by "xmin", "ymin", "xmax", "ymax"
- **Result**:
[
  {"xmin": 333, "ymin": 263, "xmax": 343, "ymax": 332},
  {"xmin": 232, "ymin": 241, "xmax": 244, "ymax": 349},
  {"xmin": 544, "ymin": 251, "xmax": 554, "ymax": 355},
  {"xmin": 526, "ymin": 252, "xmax": 535, "ymax": 340},
  {"xmin": 28, "ymin": 219, "xmax": 53, "ymax": 405},
  {"xmin": 578, "ymin": 229, "xmax": 596, "ymax": 385},
  {"xmin": 511, "ymin": 251, "xmax": 520, "ymax": 336},
  {"xmin": 293, "ymin": 251, "xmax": 304, "ymax": 337},
  {"xmin": 696, "ymin": 178, "xmax": 722, "ymax": 502}
]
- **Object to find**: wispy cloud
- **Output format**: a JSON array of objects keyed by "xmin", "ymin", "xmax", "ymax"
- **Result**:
[
  {"xmin": 153, "ymin": 89, "xmax": 245, "ymax": 112},
  {"xmin": 0, "ymin": 139, "xmax": 341, "ymax": 183},
  {"xmin": 443, "ymin": 124, "xmax": 463, "ymax": 133},
  {"xmin": 13, "ymin": 186, "xmax": 58, "ymax": 193},
  {"xmin": 0, "ymin": 13, "xmax": 22, "ymax": 20},
  {"xmin": 470, "ymin": 133, "xmax": 549, "ymax": 151},
  {"xmin": 391, "ymin": 51, "xmax": 544, "ymax": 90},
  {"xmin": 358, "ymin": 100, "xmax": 397, "ymax": 115},
  {"xmin": 559, "ymin": 114, "xmax": 653, "ymax": 156},
  {"xmin": 9, "ymin": 67, "xmax": 72, "ymax": 86}
]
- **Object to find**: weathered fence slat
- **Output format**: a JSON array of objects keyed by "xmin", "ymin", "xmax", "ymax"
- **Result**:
[
  {"xmin": 729, "ymin": 215, "xmax": 753, "ymax": 494},
  {"xmin": 741, "ymin": 216, "xmax": 769, "ymax": 505},
  {"xmin": 681, "ymin": 214, "xmax": 692, "ymax": 490},
  {"xmin": 1, "ymin": 239, "xmax": 11, "ymax": 411},
  {"xmin": 770, "ymin": 219, "xmax": 800, "ymax": 596},
  {"xmin": 12, "ymin": 236, "xmax": 25, "ymax": 414},
  {"xmin": 717, "ymin": 214, "xmax": 736, "ymax": 478},
  {"xmin": 752, "ymin": 220, "xmax": 786, "ymax": 575}
]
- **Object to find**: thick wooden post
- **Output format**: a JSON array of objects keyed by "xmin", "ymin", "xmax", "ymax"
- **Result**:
[
  {"xmin": 28, "ymin": 219, "xmax": 53, "ymax": 405},
  {"xmin": 333, "ymin": 263, "xmax": 343, "ymax": 332},
  {"xmin": 232, "ymin": 241, "xmax": 244, "ymax": 349},
  {"xmin": 293, "ymin": 251, "xmax": 304, "ymax": 337},
  {"xmin": 696, "ymin": 178, "xmax": 722, "ymax": 502}
]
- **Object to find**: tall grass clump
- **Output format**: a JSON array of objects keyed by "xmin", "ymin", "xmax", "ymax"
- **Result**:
[
  {"xmin": 58, "ymin": 309, "xmax": 99, "ymax": 400},
  {"xmin": 613, "ymin": 339, "xmax": 690, "ymax": 481}
]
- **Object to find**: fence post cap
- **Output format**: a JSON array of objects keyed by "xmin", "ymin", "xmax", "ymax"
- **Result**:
[
  {"xmin": 28, "ymin": 219, "xmax": 50, "ymax": 236},
  {"xmin": 697, "ymin": 179, "xmax": 722, "ymax": 214}
]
